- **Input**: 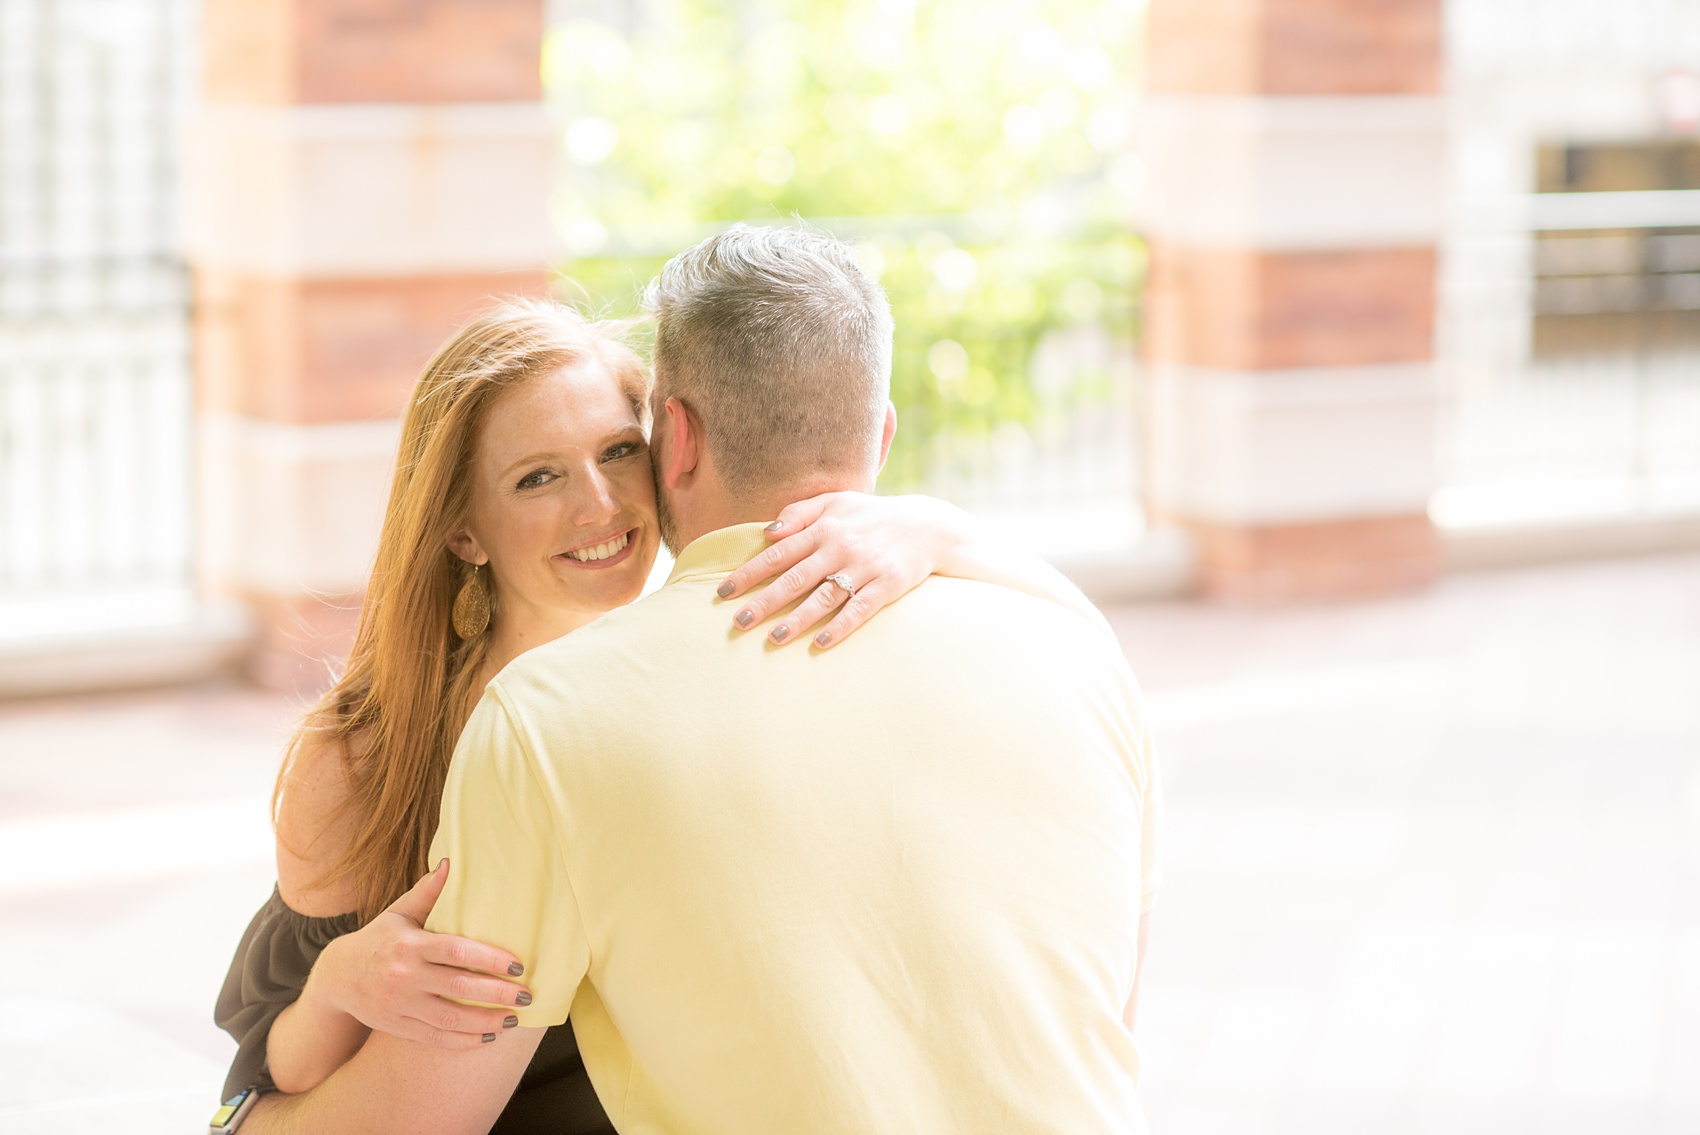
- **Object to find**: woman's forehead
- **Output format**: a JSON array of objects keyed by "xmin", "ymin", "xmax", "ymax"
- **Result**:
[{"xmin": 484, "ymin": 360, "xmax": 640, "ymax": 450}]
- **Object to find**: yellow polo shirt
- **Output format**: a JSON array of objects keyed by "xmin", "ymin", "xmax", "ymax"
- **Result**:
[{"xmin": 426, "ymin": 523, "xmax": 1162, "ymax": 1135}]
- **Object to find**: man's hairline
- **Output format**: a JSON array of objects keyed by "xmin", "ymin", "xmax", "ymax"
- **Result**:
[{"xmin": 648, "ymin": 363, "xmax": 885, "ymax": 504}]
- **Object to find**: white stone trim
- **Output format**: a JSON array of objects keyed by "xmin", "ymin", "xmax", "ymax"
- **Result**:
[
  {"xmin": 185, "ymin": 102, "xmax": 559, "ymax": 276},
  {"xmin": 1456, "ymin": 189, "xmax": 1700, "ymax": 233},
  {"xmin": 198, "ymin": 413, "xmax": 401, "ymax": 594},
  {"xmin": 1134, "ymin": 95, "xmax": 1448, "ymax": 250},
  {"xmin": 1146, "ymin": 363, "xmax": 1441, "ymax": 525},
  {"xmin": 200, "ymin": 412, "xmax": 404, "ymax": 462},
  {"xmin": 0, "ymin": 600, "xmax": 253, "ymax": 700}
]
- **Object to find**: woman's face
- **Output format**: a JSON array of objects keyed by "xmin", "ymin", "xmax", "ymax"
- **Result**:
[{"xmin": 454, "ymin": 358, "xmax": 659, "ymax": 640}]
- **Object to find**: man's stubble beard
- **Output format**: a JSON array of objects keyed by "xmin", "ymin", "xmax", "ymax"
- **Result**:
[{"xmin": 651, "ymin": 460, "xmax": 684, "ymax": 556}]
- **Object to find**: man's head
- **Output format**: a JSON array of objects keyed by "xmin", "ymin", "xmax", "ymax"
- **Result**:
[{"xmin": 645, "ymin": 224, "xmax": 897, "ymax": 552}]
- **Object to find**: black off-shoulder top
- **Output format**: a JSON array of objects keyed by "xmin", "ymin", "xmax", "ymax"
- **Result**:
[{"xmin": 214, "ymin": 886, "xmax": 614, "ymax": 1135}]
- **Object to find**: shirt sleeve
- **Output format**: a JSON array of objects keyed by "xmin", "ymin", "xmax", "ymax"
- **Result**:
[
  {"xmin": 1139, "ymin": 743, "xmax": 1163, "ymax": 914},
  {"xmin": 424, "ymin": 685, "xmax": 590, "ymax": 1027},
  {"xmin": 212, "ymin": 888, "xmax": 361, "ymax": 1099},
  {"xmin": 1116, "ymin": 666, "xmax": 1163, "ymax": 916}
]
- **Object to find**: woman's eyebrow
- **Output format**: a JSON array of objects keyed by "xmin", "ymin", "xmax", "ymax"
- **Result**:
[
  {"xmin": 496, "ymin": 426, "xmax": 644, "ymax": 476},
  {"xmin": 499, "ymin": 451, "xmax": 558, "ymax": 477},
  {"xmin": 599, "ymin": 423, "xmax": 646, "ymax": 447}
]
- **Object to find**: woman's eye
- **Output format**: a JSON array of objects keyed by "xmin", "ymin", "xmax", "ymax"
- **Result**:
[
  {"xmin": 516, "ymin": 469, "xmax": 555, "ymax": 490},
  {"xmin": 603, "ymin": 441, "xmax": 641, "ymax": 462}
]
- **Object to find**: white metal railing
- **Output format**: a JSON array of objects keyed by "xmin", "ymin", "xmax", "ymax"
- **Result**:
[
  {"xmin": 917, "ymin": 324, "xmax": 1145, "ymax": 560},
  {"xmin": 1435, "ymin": 193, "xmax": 1700, "ymax": 529},
  {"xmin": 0, "ymin": 0, "xmax": 197, "ymax": 637}
]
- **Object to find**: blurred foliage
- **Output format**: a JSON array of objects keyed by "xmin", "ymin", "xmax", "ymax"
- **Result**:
[{"xmin": 545, "ymin": 0, "xmax": 1146, "ymax": 489}]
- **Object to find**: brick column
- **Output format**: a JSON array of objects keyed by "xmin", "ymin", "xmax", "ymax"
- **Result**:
[
  {"xmin": 1139, "ymin": 0, "xmax": 1447, "ymax": 600},
  {"xmin": 188, "ymin": 0, "xmax": 556, "ymax": 688}
]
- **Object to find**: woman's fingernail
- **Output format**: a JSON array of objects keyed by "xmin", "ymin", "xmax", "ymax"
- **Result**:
[
  {"xmin": 764, "ymin": 521, "xmax": 784, "ymax": 534},
  {"xmin": 516, "ymin": 991, "xmax": 533, "ymax": 1006},
  {"xmin": 508, "ymin": 962, "xmax": 524, "ymax": 977},
  {"xmin": 771, "ymin": 624, "xmax": 790, "ymax": 643},
  {"xmin": 504, "ymin": 1015, "xmax": 519, "ymax": 1029},
  {"xmin": 482, "ymin": 1033, "xmax": 496, "ymax": 1043},
  {"xmin": 815, "ymin": 632, "xmax": 831, "ymax": 648},
  {"xmin": 735, "ymin": 610, "xmax": 754, "ymax": 628},
  {"xmin": 716, "ymin": 581, "xmax": 735, "ymax": 599}
]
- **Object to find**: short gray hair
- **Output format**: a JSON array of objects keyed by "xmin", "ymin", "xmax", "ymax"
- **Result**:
[{"xmin": 645, "ymin": 223, "xmax": 893, "ymax": 496}]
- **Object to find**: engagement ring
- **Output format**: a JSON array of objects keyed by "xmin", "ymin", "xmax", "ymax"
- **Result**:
[{"xmin": 826, "ymin": 572, "xmax": 857, "ymax": 597}]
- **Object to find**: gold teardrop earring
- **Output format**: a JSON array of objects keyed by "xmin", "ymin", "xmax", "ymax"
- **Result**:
[{"xmin": 452, "ymin": 563, "xmax": 491, "ymax": 639}]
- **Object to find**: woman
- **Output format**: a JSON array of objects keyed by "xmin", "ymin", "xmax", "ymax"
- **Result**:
[{"xmin": 214, "ymin": 299, "xmax": 1103, "ymax": 1133}]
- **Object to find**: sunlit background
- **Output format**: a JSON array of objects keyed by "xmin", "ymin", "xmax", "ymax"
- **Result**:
[
  {"xmin": 2, "ymin": 0, "xmax": 1699, "ymax": 1131},
  {"xmin": 546, "ymin": 0, "xmax": 1147, "ymax": 555}
]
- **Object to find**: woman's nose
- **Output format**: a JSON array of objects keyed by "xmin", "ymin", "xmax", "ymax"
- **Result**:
[{"xmin": 573, "ymin": 469, "xmax": 621, "ymax": 525}]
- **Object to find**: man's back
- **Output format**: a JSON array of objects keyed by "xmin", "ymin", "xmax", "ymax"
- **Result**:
[{"xmin": 427, "ymin": 523, "xmax": 1161, "ymax": 1135}]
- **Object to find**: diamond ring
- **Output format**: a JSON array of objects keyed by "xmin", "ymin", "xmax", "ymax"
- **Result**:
[{"xmin": 826, "ymin": 572, "xmax": 856, "ymax": 597}]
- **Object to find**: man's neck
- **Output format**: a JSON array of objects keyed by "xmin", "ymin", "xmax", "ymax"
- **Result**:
[{"xmin": 673, "ymin": 475, "xmax": 873, "ymax": 550}]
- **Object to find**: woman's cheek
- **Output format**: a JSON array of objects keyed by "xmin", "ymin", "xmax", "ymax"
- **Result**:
[
  {"xmin": 614, "ymin": 459, "xmax": 658, "ymax": 513},
  {"xmin": 509, "ymin": 493, "xmax": 568, "ymax": 552}
]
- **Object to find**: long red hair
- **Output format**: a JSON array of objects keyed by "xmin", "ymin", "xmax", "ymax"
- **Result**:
[{"xmin": 274, "ymin": 299, "xmax": 649, "ymax": 921}]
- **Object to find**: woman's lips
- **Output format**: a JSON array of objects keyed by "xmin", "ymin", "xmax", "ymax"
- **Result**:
[{"xmin": 555, "ymin": 528, "xmax": 638, "ymax": 571}]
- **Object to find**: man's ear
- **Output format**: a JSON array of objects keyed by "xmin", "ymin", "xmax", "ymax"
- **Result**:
[
  {"xmin": 875, "ymin": 402, "xmax": 898, "ymax": 471},
  {"xmin": 659, "ymin": 396, "xmax": 703, "ymax": 490},
  {"xmin": 446, "ymin": 527, "xmax": 488, "ymax": 566}
]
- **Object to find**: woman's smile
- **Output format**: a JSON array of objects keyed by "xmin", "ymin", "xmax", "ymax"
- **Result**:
[{"xmin": 555, "ymin": 527, "xmax": 638, "ymax": 570}]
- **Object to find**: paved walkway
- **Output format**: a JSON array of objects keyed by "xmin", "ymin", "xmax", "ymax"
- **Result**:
[{"xmin": 1, "ymin": 552, "xmax": 1696, "ymax": 1133}]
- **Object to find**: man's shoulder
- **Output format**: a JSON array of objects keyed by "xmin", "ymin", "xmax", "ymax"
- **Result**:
[
  {"xmin": 895, "ymin": 575, "xmax": 1120, "ymax": 652},
  {"xmin": 488, "ymin": 573, "xmax": 1128, "ymax": 715},
  {"xmin": 901, "ymin": 576, "xmax": 1143, "ymax": 700}
]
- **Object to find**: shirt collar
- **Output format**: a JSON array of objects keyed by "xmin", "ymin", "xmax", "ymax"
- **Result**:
[{"xmin": 664, "ymin": 522, "xmax": 773, "ymax": 587}]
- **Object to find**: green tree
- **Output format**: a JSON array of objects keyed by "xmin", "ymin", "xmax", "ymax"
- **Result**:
[{"xmin": 546, "ymin": 0, "xmax": 1146, "ymax": 489}]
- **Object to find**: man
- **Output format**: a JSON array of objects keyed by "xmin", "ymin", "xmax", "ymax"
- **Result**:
[{"xmin": 240, "ymin": 224, "xmax": 1161, "ymax": 1134}]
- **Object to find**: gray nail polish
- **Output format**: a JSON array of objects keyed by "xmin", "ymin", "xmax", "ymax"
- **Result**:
[
  {"xmin": 764, "ymin": 521, "xmax": 784, "ymax": 534},
  {"xmin": 716, "ymin": 581, "xmax": 734, "ymax": 599},
  {"xmin": 508, "ymin": 962, "xmax": 524, "ymax": 977},
  {"xmin": 504, "ymin": 1015, "xmax": 519, "ymax": 1029},
  {"xmin": 482, "ymin": 1033, "xmax": 496, "ymax": 1043},
  {"xmin": 815, "ymin": 632, "xmax": 831, "ymax": 648},
  {"xmin": 735, "ymin": 610, "xmax": 754, "ymax": 628},
  {"xmin": 516, "ymin": 991, "xmax": 532, "ymax": 1006},
  {"xmin": 771, "ymin": 624, "xmax": 790, "ymax": 643}
]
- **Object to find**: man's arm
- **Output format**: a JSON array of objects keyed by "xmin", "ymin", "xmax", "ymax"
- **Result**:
[
  {"xmin": 1122, "ymin": 911, "xmax": 1151, "ymax": 1030},
  {"xmin": 243, "ymin": 1025, "xmax": 544, "ymax": 1135}
]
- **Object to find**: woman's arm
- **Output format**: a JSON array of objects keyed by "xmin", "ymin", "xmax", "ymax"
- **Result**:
[
  {"xmin": 267, "ymin": 863, "xmax": 532, "ymax": 1092},
  {"xmin": 261, "ymin": 743, "xmax": 533, "ymax": 1094},
  {"xmin": 263, "ymin": 739, "xmax": 372, "ymax": 1092},
  {"xmin": 714, "ymin": 492, "xmax": 1113, "ymax": 648},
  {"xmin": 265, "ymin": 959, "xmax": 371, "ymax": 1094}
]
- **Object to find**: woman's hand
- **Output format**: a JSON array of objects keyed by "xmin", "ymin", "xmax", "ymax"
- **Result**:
[
  {"xmin": 715, "ymin": 492, "xmax": 971, "ymax": 649},
  {"xmin": 305, "ymin": 859, "xmax": 532, "ymax": 1049}
]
